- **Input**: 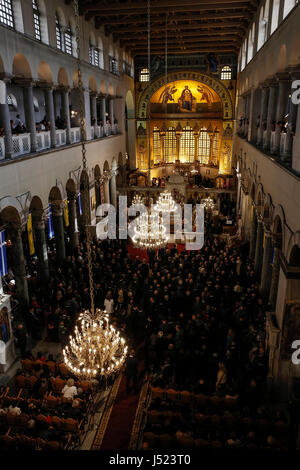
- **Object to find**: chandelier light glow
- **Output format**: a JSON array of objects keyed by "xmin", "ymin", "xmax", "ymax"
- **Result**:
[
  {"xmin": 63, "ymin": 310, "xmax": 128, "ymax": 380},
  {"xmin": 153, "ymin": 190, "xmax": 178, "ymax": 213},
  {"xmin": 132, "ymin": 194, "xmax": 144, "ymax": 206},
  {"xmin": 202, "ymin": 196, "xmax": 215, "ymax": 210},
  {"xmin": 132, "ymin": 211, "xmax": 169, "ymax": 249}
]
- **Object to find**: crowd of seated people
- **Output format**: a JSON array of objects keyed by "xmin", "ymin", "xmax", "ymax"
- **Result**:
[
  {"xmin": 1, "ymin": 215, "xmax": 291, "ymax": 450},
  {"xmin": 0, "ymin": 349, "xmax": 93, "ymax": 450}
]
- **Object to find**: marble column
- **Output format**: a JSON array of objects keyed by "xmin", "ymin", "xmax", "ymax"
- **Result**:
[
  {"xmin": 23, "ymin": 83, "xmax": 37, "ymax": 153},
  {"xmin": 61, "ymin": 88, "xmax": 71, "ymax": 145},
  {"xmin": 10, "ymin": 225, "xmax": 29, "ymax": 306},
  {"xmin": 273, "ymin": 73, "xmax": 291, "ymax": 155},
  {"xmin": 100, "ymin": 95, "xmax": 106, "ymax": 135},
  {"xmin": 263, "ymin": 81, "xmax": 278, "ymax": 152},
  {"xmin": 45, "ymin": 88, "xmax": 56, "ymax": 148},
  {"xmin": 257, "ymin": 85, "xmax": 268, "ymax": 146},
  {"xmin": 0, "ymin": 79, "xmax": 13, "ymax": 159},
  {"xmin": 249, "ymin": 207, "xmax": 257, "ymax": 259},
  {"xmin": 260, "ymin": 227, "xmax": 273, "ymax": 300},
  {"xmin": 91, "ymin": 93, "xmax": 99, "ymax": 138},
  {"xmin": 109, "ymin": 98, "xmax": 114, "ymax": 132},
  {"xmin": 254, "ymin": 217, "xmax": 264, "ymax": 276},
  {"xmin": 52, "ymin": 203, "xmax": 66, "ymax": 261},
  {"xmin": 32, "ymin": 213, "xmax": 49, "ymax": 284},
  {"xmin": 68, "ymin": 194, "xmax": 79, "ymax": 249},
  {"xmin": 268, "ymin": 237, "xmax": 282, "ymax": 308}
]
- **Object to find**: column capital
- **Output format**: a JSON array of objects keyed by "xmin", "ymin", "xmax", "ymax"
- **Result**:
[
  {"xmin": 265, "ymin": 78, "xmax": 278, "ymax": 88},
  {"xmin": 287, "ymin": 65, "xmax": 300, "ymax": 80},
  {"xmin": 14, "ymin": 77, "xmax": 35, "ymax": 88},
  {"xmin": 0, "ymin": 73, "xmax": 13, "ymax": 84},
  {"xmin": 99, "ymin": 93, "xmax": 107, "ymax": 99},
  {"xmin": 51, "ymin": 202, "xmax": 64, "ymax": 217},
  {"xmin": 56, "ymin": 84, "xmax": 70, "ymax": 93},
  {"xmin": 90, "ymin": 91, "xmax": 98, "ymax": 98}
]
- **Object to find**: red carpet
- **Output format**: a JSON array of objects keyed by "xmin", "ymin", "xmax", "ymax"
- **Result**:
[{"xmin": 100, "ymin": 360, "xmax": 144, "ymax": 450}]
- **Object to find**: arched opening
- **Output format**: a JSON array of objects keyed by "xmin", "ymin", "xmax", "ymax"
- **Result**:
[
  {"xmin": 57, "ymin": 68, "xmax": 69, "ymax": 88},
  {"xmin": 12, "ymin": 54, "xmax": 32, "ymax": 79},
  {"xmin": 38, "ymin": 61, "xmax": 53, "ymax": 85}
]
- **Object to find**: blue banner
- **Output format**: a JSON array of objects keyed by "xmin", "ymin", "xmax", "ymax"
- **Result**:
[
  {"xmin": 0, "ymin": 230, "xmax": 7, "ymax": 277},
  {"xmin": 47, "ymin": 204, "xmax": 54, "ymax": 240},
  {"xmin": 78, "ymin": 192, "xmax": 83, "ymax": 216}
]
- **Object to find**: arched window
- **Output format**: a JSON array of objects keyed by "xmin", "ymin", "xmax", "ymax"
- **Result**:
[
  {"xmin": 283, "ymin": 0, "xmax": 297, "ymax": 19},
  {"xmin": 89, "ymin": 41, "xmax": 99, "ymax": 67},
  {"xmin": 56, "ymin": 14, "xmax": 63, "ymax": 50},
  {"xmin": 164, "ymin": 127, "xmax": 176, "ymax": 163},
  {"xmin": 241, "ymin": 39, "xmax": 247, "ymax": 71},
  {"xmin": 32, "ymin": 0, "xmax": 41, "ymax": 40},
  {"xmin": 180, "ymin": 126, "xmax": 195, "ymax": 163},
  {"xmin": 64, "ymin": 23, "xmax": 73, "ymax": 55},
  {"xmin": 247, "ymin": 23, "xmax": 255, "ymax": 63},
  {"xmin": 0, "ymin": 0, "xmax": 14, "ymax": 28},
  {"xmin": 139, "ymin": 68, "xmax": 149, "ymax": 82},
  {"xmin": 257, "ymin": 3, "xmax": 268, "ymax": 51},
  {"xmin": 271, "ymin": 0, "xmax": 280, "ymax": 33},
  {"xmin": 221, "ymin": 66, "xmax": 232, "ymax": 80},
  {"xmin": 153, "ymin": 127, "xmax": 161, "ymax": 164},
  {"xmin": 198, "ymin": 128, "xmax": 210, "ymax": 164}
]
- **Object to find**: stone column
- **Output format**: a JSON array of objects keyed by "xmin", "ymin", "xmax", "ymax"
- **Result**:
[
  {"xmin": 32, "ymin": 212, "xmax": 49, "ymax": 284},
  {"xmin": 263, "ymin": 81, "xmax": 278, "ymax": 152},
  {"xmin": 268, "ymin": 236, "xmax": 282, "ymax": 308},
  {"xmin": 45, "ymin": 88, "xmax": 56, "ymax": 148},
  {"xmin": 68, "ymin": 194, "xmax": 79, "ymax": 249},
  {"xmin": 91, "ymin": 93, "xmax": 99, "ymax": 138},
  {"xmin": 254, "ymin": 216, "xmax": 264, "ymax": 276},
  {"xmin": 100, "ymin": 95, "xmax": 106, "ymax": 135},
  {"xmin": 257, "ymin": 85, "xmax": 268, "ymax": 146},
  {"xmin": 260, "ymin": 227, "xmax": 273, "ymax": 300},
  {"xmin": 9, "ymin": 225, "xmax": 29, "ymax": 306},
  {"xmin": 109, "ymin": 98, "xmax": 114, "ymax": 132},
  {"xmin": 249, "ymin": 206, "xmax": 257, "ymax": 259},
  {"xmin": 273, "ymin": 73, "xmax": 291, "ymax": 155},
  {"xmin": 61, "ymin": 88, "xmax": 71, "ymax": 145},
  {"xmin": 83, "ymin": 89, "xmax": 92, "ymax": 141},
  {"xmin": 23, "ymin": 83, "xmax": 37, "ymax": 153},
  {"xmin": 110, "ymin": 171, "xmax": 117, "ymax": 208},
  {"xmin": 52, "ymin": 203, "xmax": 66, "ymax": 262},
  {"xmin": 0, "ymin": 79, "xmax": 13, "ymax": 159}
]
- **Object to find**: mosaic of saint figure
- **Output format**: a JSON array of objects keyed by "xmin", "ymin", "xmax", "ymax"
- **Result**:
[
  {"xmin": 178, "ymin": 85, "xmax": 196, "ymax": 112},
  {"xmin": 159, "ymin": 85, "xmax": 177, "ymax": 104},
  {"xmin": 197, "ymin": 85, "xmax": 214, "ymax": 106}
]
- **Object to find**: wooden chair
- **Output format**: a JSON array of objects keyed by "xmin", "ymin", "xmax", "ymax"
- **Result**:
[
  {"xmin": 21, "ymin": 359, "xmax": 33, "ymax": 372},
  {"xmin": 151, "ymin": 387, "xmax": 165, "ymax": 400},
  {"xmin": 180, "ymin": 390, "xmax": 192, "ymax": 403},
  {"xmin": 166, "ymin": 388, "xmax": 178, "ymax": 402}
]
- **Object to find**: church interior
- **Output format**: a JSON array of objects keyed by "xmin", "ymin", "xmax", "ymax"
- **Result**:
[{"xmin": 0, "ymin": 0, "xmax": 300, "ymax": 454}]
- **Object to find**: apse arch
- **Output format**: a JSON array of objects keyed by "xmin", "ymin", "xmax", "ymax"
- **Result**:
[{"xmin": 137, "ymin": 70, "xmax": 234, "ymax": 120}]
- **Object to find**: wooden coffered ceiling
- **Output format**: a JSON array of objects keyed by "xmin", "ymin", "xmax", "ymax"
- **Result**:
[{"xmin": 73, "ymin": 0, "xmax": 259, "ymax": 55}]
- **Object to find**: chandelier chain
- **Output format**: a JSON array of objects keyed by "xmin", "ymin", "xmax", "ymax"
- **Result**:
[{"xmin": 74, "ymin": 0, "xmax": 95, "ymax": 315}]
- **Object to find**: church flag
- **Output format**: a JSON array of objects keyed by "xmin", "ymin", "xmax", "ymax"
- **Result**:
[
  {"xmin": 0, "ymin": 230, "xmax": 8, "ymax": 277},
  {"xmin": 64, "ymin": 199, "xmax": 69, "ymax": 227},
  {"xmin": 27, "ymin": 213, "xmax": 35, "ymax": 256}
]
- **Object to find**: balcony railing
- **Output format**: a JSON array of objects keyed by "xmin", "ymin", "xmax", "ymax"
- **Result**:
[
  {"xmin": 56, "ymin": 129, "xmax": 67, "ymax": 147},
  {"xmin": 70, "ymin": 127, "xmax": 80, "ymax": 144},
  {"xmin": 37, "ymin": 131, "xmax": 51, "ymax": 151},
  {"xmin": 12, "ymin": 133, "xmax": 31, "ymax": 157}
]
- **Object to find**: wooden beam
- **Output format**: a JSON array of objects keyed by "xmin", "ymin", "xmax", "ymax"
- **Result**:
[
  {"xmin": 132, "ymin": 40, "xmax": 238, "ymax": 48},
  {"xmin": 120, "ymin": 30, "xmax": 244, "ymax": 42},
  {"xmin": 102, "ymin": 21, "xmax": 247, "ymax": 34},
  {"xmin": 132, "ymin": 48, "xmax": 238, "ymax": 55},
  {"xmin": 80, "ymin": 0, "xmax": 253, "ymax": 15}
]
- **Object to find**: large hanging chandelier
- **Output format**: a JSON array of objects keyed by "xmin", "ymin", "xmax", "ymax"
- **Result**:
[
  {"xmin": 132, "ymin": 193, "xmax": 144, "ymax": 205},
  {"xmin": 63, "ymin": 310, "xmax": 127, "ymax": 380},
  {"xmin": 132, "ymin": 210, "xmax": 169, "ymax": 249},
  {"xmin": 63, "ymin": 0, "xmax": 127, "ymax": 382},
  {"xmin": 153, "ymin": 190, "xmax": 178, "ymax": 213},
  {"xmin": 202, "ymin": 196, "xmax": 215, "ymax": 210}
]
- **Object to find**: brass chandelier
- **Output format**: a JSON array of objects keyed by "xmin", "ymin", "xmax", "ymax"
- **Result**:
[
  {"xmin": 62, "ymin": 0, "xmax": 127, "ymax": 382},
  {"xmin": 153, "ymin": 190, "xmax": 178, "ymax": 214},
  {"xmin": 132, "ymin": 210, "xmax": 169, "ymax": 250}
]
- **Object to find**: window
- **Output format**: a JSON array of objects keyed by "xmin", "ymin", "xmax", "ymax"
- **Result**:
[
  {"xmin": 283, "ymin": 0, "xmax": 297, "ymax": 19},
  {"xmin": 198, "ymin": 128, "xmax": 210, "ymax": 164},
  {"xmin": 271, "ymin": 0, "xmax": 280, "ymax": 33},
  {"xmin": 247, "ymin": 23, "xmax": 255, "ymax": 63},
  {"xmin": 109, "ymin": 56, "xmax": 119, "ymax": 75},
  {"xmin": 64, "ymin": 23, "xmax": 73, "ymax": 55},
  {"xmin": 32, "ymin": 0, "xmax": 41, "ymax": 40},
  {"xmin": 257, "ymin": 3, "xmax": 268, "ymax": 51},
  {"xmin": 221, "ymin": 66, "xmax": 232, "ymax": 80},
  {"xmin": 241, "ymin": 39, "xmax": 247, "ymax": 71},
  {"xmin": 89, "ymin": 43, "xmax": 100, "ymax": 67},
  {"xmin": 0, "ymin": 0, "xmax": 14, "ymax": 28},
  {"xmin": 211, "ymin": 133, "xmax": 219, "ymax": 165},
  {"xmin": 164, "ymin": 127, "xmax": 176, "ymax": 163},
  {"xmin": 56, "ymin": 14, "xmax": 63, "ymax": 50},
  {"xmin": 180, "ymin": 126, "xmax": 195, "ymax": 163},
  {"xmin": 140, "ymin": 68, "xmax": 149, "ymax": 82},
  {"xmin": 153, "ymin": 127, "xmax": 161, "ymax": 164}
]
